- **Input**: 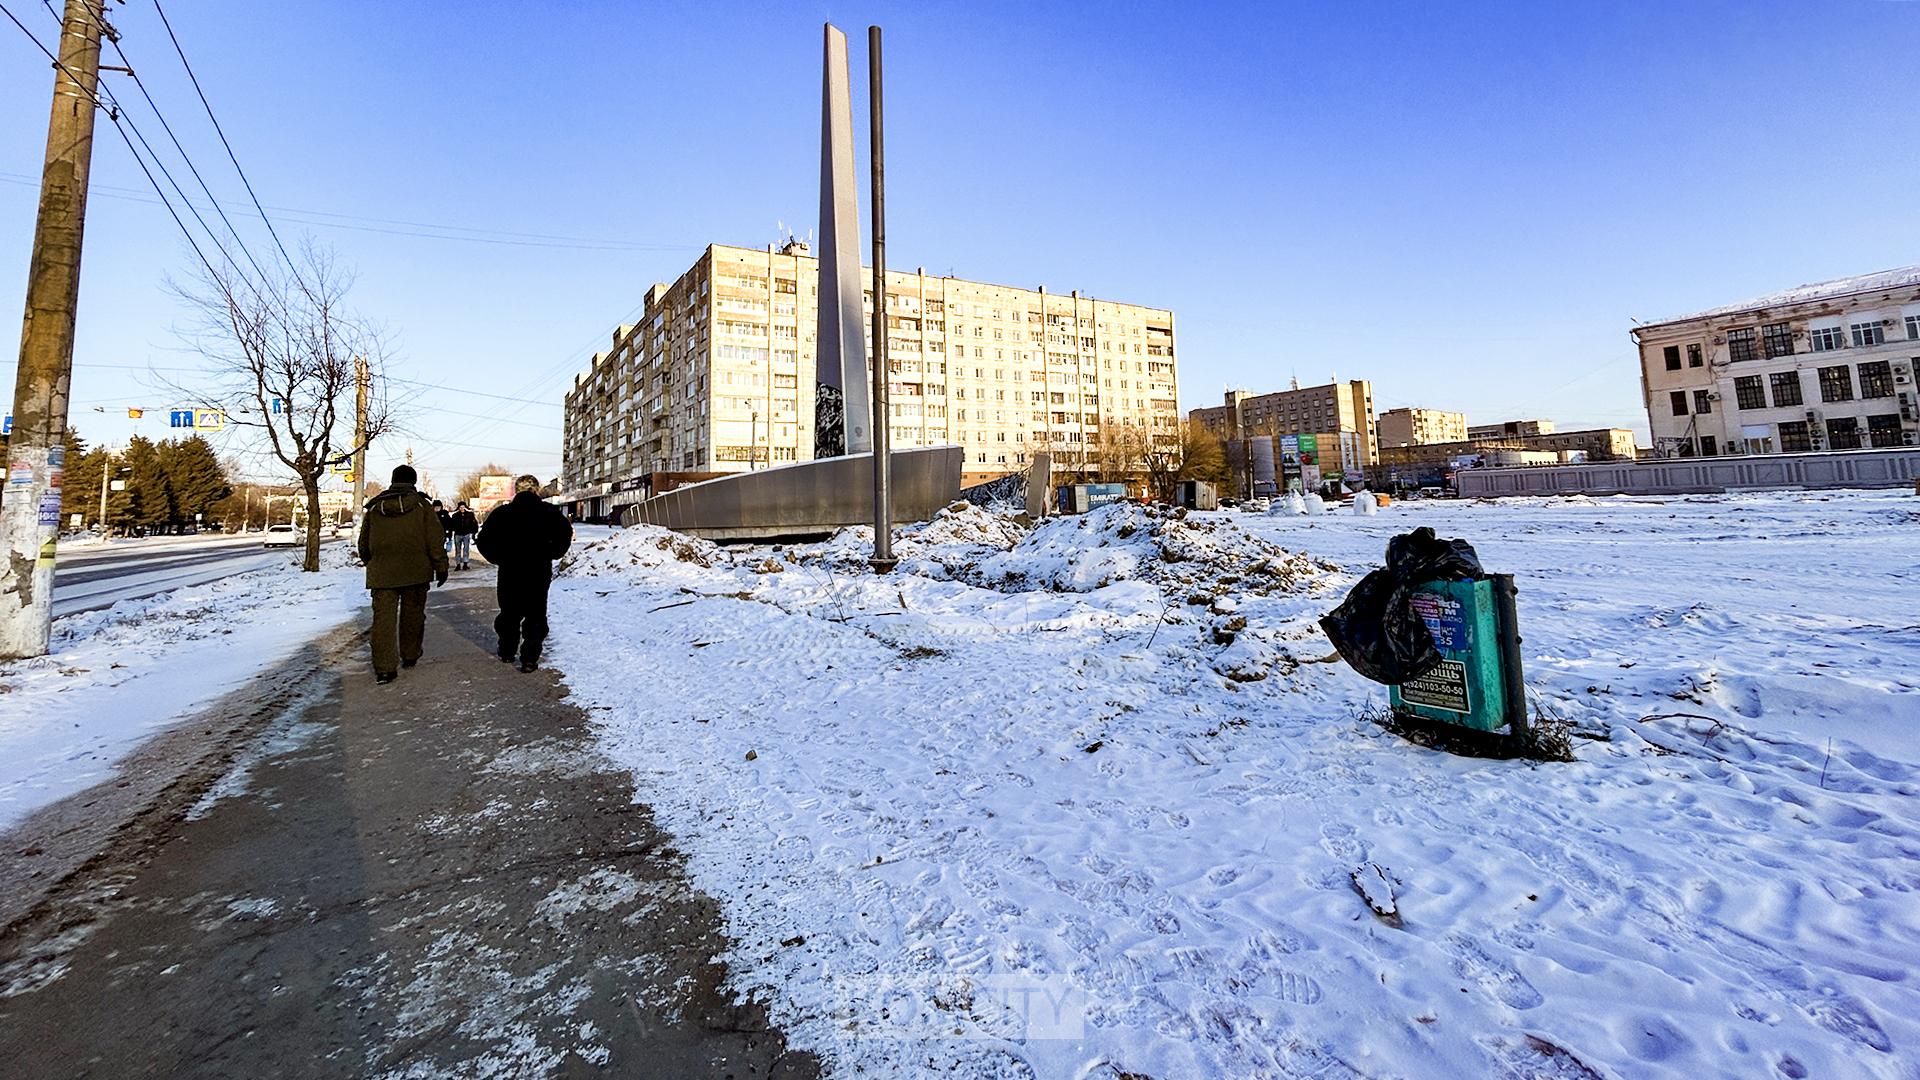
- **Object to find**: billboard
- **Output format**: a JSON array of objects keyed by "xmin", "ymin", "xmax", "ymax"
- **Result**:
[{"xmin": 476, "ymin": 474, "xmax": 515, "ymax": 511}]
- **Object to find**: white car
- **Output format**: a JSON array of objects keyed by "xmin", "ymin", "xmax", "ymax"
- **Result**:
[{"xmin": 263, "ymin": 524, "xmax": 302, "ymax": 548}]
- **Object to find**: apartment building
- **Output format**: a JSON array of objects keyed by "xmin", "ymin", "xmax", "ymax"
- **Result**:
[
  {"xmin": 1632, "ymin": 266, "xmax": 1920, "ymax": 457},
  {"xmin": 1188, "ymin": 380, "xmax": 1379, "ymax": 465},
  {"xmin": 1377, "ymin": 407, "xmax": 1468, "ymax": 447},
  {"xmin": 562, "ymin": 242, "xmax": 1181, "ymax": 490},
  {"xmin": 1468, "ymin": 419, "xmax": 1555, "ymax": 439}
]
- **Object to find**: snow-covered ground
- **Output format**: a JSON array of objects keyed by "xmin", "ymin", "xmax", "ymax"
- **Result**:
[
  {"xmin": 549, "ymin": 490, "xmax": 1920, "ymax": 1079},
  {"xmin": 0, "ymin": 547, "xmax": 361, "ymax": 830}
]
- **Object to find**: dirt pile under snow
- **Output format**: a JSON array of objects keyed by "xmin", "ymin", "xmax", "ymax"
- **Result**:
[
  {"xmin": 558, "ymin": 525, "xmax": 728, "ymax": 577},
  {"xmin": 963, "ymin": 502, "xmax": 1336, "ymax": 597}
]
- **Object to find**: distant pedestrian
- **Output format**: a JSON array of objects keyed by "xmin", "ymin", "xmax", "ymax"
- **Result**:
[
  {"xmin": 450, "ymin": 502, "xmax": 479, "ymax": 570},
  {"xmin": 358, "ymin": 465, "xmax": 449, "ymax": 684},
  {"xmin": 475, "ymin": 474, "xmax": 572, "ymax": 673},
  {"xmin": 434, "ymin": 500, "xmax": 452, "ymax": 554}
]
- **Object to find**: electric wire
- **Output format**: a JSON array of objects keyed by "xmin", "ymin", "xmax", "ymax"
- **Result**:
[{"xmin": 148, "ymin": 0, "xmax": 299, "ymax": 276}]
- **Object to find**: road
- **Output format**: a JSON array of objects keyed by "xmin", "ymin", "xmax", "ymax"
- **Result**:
[{"xmin": 51, "ymin": 531, "xmax": 340, "ymax": 619}]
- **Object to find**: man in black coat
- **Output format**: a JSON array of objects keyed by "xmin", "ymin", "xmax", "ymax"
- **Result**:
[{"xmin": 475, "ymin": 475, "xmax": 573, "ymax": 672}]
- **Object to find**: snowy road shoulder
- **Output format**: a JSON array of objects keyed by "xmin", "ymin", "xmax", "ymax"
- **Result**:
[
  {"xmin": 0, "ymin": 548, "xmax": 362, "ymax": 832},
  {"xmin": 548, "ymin": 494, "xmax": 1920, "ymax": 1080}
]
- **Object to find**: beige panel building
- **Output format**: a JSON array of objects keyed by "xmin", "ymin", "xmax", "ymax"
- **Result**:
[
  {"xmin": 563, "ymin": 242, "xmax": 1180, "ymax": 490},
  {"xmin": 1188, "ymin": 380, "xmax": 1378, "ymax": 465},
  {"xmin": 1632, "ymin": 266, "xmax": 1920, "ymax": 456},
  {"xmin": 1468, "ymin": 419, "xmax": 1555, "ymax": 439},
  {"xmin": 1377, "ymin": 407, "xmax": 1467, "ymax": 447}
]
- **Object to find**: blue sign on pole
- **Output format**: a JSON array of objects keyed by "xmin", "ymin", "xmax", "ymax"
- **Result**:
[
  {"xmin": 3, "ymin": 413, "xmax": 11, "ymax": 435},
  {"xmin": 170, "ymin": 409, "xmax": 194, "ymax": 429}
]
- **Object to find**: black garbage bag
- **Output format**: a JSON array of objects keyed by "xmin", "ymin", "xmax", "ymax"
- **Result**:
[{"xmin": 1319, "ymin": 527, "xmax": 1484, "ymax": 685}]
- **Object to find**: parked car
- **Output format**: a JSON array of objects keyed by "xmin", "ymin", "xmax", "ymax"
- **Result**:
[{"xmin": 263, "ymin": 524, "xmax": 301, "ymax": 548}]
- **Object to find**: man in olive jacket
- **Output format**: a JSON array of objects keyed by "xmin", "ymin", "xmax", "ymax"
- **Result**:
[
  {"xmin": 475, "ymin": 475, "xmax": 572, "ymax": 672},
  {"xmin": 357, "ymin": 465, "xmax": 448, "ymax": 683}
]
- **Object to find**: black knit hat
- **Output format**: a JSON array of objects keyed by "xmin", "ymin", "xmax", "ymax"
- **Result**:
[{"xmin": 391, "ymin": 464, "xmax": 417, "ymax": 485}]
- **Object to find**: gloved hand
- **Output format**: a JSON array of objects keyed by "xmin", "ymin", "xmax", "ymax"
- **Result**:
[{"xmin": 435, "ymin": 569, "xmax": 448, "ymax": 587}]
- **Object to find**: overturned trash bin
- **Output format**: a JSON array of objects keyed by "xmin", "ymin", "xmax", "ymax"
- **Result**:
[{"xmin": 1321, "ymin": 528, "xmax": 1529, "ymax": 747}]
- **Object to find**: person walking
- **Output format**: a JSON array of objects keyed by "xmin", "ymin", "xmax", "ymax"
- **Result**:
[
  {"xmin": 475, "ymin": 475, "xmax": 572, "ymax": 673},
  {"xmin": 358, "ymin": 465, "xmax": 449, "ymax": 684},
  {"xmin": 450, "ymin": 502, "xmax": 479, "ymax": 570},
  {"xmin": 434, "ymin": 500, "xmax": 453, "ymax": 555}
]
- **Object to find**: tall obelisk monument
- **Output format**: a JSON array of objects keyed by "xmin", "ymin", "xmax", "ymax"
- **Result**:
[{"xmin": 815, "ymin": 23, "xmax": 870, "ymax": 458}]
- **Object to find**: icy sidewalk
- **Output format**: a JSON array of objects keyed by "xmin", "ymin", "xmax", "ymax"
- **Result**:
[
  {"xmin": 0, "ymin": 546, "xmax": 361, "ymax": 831},
  {"xmin": 548, "ymin": 497, "xmax": 1920, "ymax": 1080},
  {"xmin": 0, "ymin": 588, "xmax": 817, "ymax": 1078}
]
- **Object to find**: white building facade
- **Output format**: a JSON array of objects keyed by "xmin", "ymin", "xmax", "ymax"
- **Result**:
[{"xmin": 1633, "ymin": 267, "xmax": 1920, "ymax": 457}]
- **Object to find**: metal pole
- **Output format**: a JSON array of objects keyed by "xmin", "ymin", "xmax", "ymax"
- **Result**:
[
  {"xmin": 0, "ymin": 0, "xmax": 105, "ymax": 658},
  {"xmin": 867, "ymin": 24, "xmax": 895, "ymax": 572},
  {"xmin": 97, "ymin": 450, "xmax": 110, "ymax": 529},
  {"xmin": 350, "ymin": 355, "xmax": 368, "ymax": 531}
]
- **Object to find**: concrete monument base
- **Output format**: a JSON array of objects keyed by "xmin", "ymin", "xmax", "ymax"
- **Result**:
[{"xmin": 623, "ymin": 445, "xmax": 963, "ymax": 542}]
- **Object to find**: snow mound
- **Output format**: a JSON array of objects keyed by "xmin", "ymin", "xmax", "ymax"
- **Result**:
[
  {"xmin": 558, "ymin": 525, "xmax": 728, "ymax": 577},
  {"xmin": 965, "ymin": 502, "xmax": 1332, "ymax": 595},
  {"xmin": 902, "ymin": 501, "xmax": 1028, "ymax": 550}
]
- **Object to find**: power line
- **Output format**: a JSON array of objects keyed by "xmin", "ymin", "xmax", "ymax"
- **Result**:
[
  {"xmin": 80, "ymin": 0, "xmax": 276, "ymax": 285},
  {"xmin": 149, "ymin": 0, "xmax": 298, "ymax": 275},
  {"xmin": 0, "ymin": 172, "xmax": 705, "ymax": 253},
  {"xmin": 0, "ymin": 0, "xmax": 226, "ymax": 287}
]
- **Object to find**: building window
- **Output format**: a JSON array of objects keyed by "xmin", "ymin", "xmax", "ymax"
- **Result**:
[
  {"xmin": 1778, "ymin": 420, "xmax": 1812, "ymax": 452},
  {"xmin": 1907, "ymin": 314, "xmax": 1920, "ymax": 340},
  {"xmin": 1851, "ymin": 321, "xmax": 1885, "ymax": 348},
  {"xmin": 1769, "ymin": 371, "xmax": 1803, "ymax": 407},
  {"xmin": 1663, "ymin": 345, "xmax": 1681, "ymax": 371},
  {"xmin": 1868, "ymin": 413, "xmax": 1903, "ymax": 448},
  {"xmin": 1817, "ymin": 365, "xmax": 1854, "ymax": 402},
  {"xmin": 1858, "ymin": 360, "xmax": 1894, "ymax": 398},
  {"xmin": 1669, "ymin": 390, "xmax": 1689, "ymax": 416},
  {"xmin": 1700, "ymin": 435, "xmax": 1718, "ymax": 456},
  {"xmin": 1727, "ymin": 328, "xmax": 1757, "ymax": 363},
  {"xmin": 1826, "ymin": 416, "xmax": 1862, "ymax": 450},
  {"xmin": 1687, "ymin": 343, "xmax": 1703, "ymax": 367},
  {"xmin": 1809, "ymin": 325, "xmax": 1845, "ymax": 352},
  {"xmin": 1734, "ymin": 375, "xmax": 1766, "ymax": 410},
  {"xmin": 1761, "ymin": 322, "xmax": 1794, "ymax": 359},
  {"xmin": 1693, "ymin": 388, "xmax": 1713, "ymax": 414}
]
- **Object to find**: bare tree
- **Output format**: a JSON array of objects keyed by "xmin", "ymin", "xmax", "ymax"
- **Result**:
[{"xmin": 171, "ymin": 244, "xmax": 393, "ymax": 571}]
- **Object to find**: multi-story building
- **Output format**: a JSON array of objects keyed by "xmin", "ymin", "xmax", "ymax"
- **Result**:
[
  {"xmin": 1377, "ymin": 407, "xmax": 1467, "ymax": 447},
  {"xmin": 562, "ymin": 242, "xmax": 1180, "ymax": 490},
  {"xmin": 1468, "ymin": 418, "xmax": 1555, "ymax": 439},
  {"xmin": 1188, "ymin": 380, "xmax": 1378, "ymax": 465},
  {"xmin": 1632, "ymin": 266, "xmax": 1920, "ymax": 457}
]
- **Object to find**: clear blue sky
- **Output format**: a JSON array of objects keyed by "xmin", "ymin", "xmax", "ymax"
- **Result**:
[{"xmin": 4, "ymin": 0, "xmax": 1916, "ymax": 486}]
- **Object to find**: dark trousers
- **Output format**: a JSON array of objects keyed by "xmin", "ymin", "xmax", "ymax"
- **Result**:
[
  {"xmin": 495, "ymin": 566, "xmax": 553, "ymax": 664},
  {"xmin": 370, "ymin": 583, "xmax": 429, "ymax": 674}
]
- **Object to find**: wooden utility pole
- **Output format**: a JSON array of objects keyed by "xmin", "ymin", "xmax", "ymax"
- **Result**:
[
  {"xmin": 866, "ymin": 24, "xmax": 895, "ymax": 572},
  {"xmin": 349, "ymin": 355, "xmax": 368, "ymax": 531},
  {"xmin": 0, "ymin": 0, "xmax": 106, "ymax": 659}
]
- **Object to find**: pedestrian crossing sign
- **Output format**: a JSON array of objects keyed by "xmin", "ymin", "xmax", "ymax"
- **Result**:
[{"xmin": 193, "ymin": 409, "xmax": 225, "ymax": 432}]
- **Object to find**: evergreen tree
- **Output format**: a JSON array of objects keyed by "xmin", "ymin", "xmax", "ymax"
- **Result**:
[
  {"xmin": 120, "ymin": 436, "xmax": 170, "ymax": 534},
  {"xmin": 58, "ymin": 428, "xmax": 101, "ymax": 529},
  {"xmin": 160, "ymin": 435, "xmax": 230, "ymax": 529}
]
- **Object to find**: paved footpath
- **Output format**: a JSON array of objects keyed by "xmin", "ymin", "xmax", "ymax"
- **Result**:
[{"xmin": 0, "ymin": 583, "xmax": 817, "ymax": 1079}]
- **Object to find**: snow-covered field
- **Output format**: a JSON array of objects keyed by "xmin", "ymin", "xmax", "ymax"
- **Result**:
[
  {"xmin": 549, "ymin": 491, "xmax": 1920, "ymax": 1080},
  {"xmin": 0, "ymin": 548, "xmax": 361, "ymax": 830}
]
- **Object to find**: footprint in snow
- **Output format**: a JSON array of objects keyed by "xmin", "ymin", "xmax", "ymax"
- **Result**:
[{"xmin": 1445, "ymin": 933, "xmax": 1544, "ymax": 1010}]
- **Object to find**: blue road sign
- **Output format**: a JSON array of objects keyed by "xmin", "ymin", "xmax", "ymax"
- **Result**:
[{"xmin": 170, "ymin": 409, "xmax": 194, "ymax": 429}]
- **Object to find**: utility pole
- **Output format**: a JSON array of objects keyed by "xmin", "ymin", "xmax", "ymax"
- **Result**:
[
  {"xmin": 866, "ymin": 24, "xmax": 895, "ymax": 573},
  {"xmin": 95, "ymin": 448, "xmax": 110, "ymax": 530},
  {"xmin": 0, "ymin": 0, "xmax": 106, "ymax": 659},
  {"xmin": 350, "ymin": 355, "xmax": 367, "ymax": 531}
]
